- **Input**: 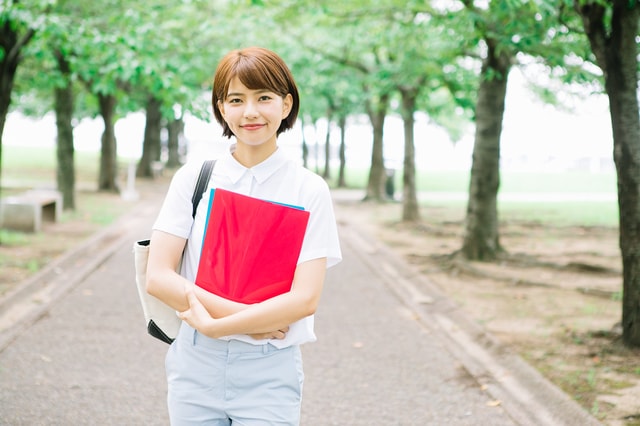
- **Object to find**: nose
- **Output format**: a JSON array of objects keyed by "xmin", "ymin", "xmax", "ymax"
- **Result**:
[{"xmin": 243, "ymin": 100, "xmax": 258, "ymax": 119}]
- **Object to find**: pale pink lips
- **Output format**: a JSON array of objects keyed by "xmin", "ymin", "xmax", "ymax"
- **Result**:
[{"xmin": 242, "ymin": 124, "xmax": 265, "ymax": 130}]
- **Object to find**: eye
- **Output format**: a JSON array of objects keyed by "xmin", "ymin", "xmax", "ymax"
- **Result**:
[
  {"xmin": 227, "ymin": 97, "xmax": 242, "ymax": 104},
  {"xmin": 259, "ymin": 95, "xmax": 273, "ymax": 101}
]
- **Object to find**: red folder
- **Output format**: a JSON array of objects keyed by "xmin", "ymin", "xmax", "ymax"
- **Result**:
[{"xmin": 195, "ymin": 188, "xmax": 310, "ymax": 304}]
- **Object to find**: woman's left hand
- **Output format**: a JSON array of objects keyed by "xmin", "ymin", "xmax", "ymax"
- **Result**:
[{"xmin": 179, "ymin": 284, "xmax": 215, "ymax": 334}]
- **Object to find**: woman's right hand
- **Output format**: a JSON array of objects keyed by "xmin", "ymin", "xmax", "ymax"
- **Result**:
[{"xmin": 248, "ymin": 326, "xmax": 289, "ymax": 340}]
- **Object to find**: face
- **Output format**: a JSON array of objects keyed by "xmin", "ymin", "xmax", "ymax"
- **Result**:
[{"xmin": 218, "ymin": 77, "xmax": 293, "ymax": 148}]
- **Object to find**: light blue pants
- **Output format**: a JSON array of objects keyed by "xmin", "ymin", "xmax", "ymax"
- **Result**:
[{"xmin": 165, "ymin": 323, "xmax": 304, "ymax": 425}]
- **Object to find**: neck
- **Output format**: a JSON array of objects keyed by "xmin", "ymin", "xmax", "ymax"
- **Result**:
[{"xmin": 233, "ymin": 142, "xmax": 277, "ymax": 168}]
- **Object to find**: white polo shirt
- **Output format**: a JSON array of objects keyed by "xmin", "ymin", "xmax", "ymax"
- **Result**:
[{"xmin": 153, "ymin": 145, "xmax": 342, "ymax": 347}]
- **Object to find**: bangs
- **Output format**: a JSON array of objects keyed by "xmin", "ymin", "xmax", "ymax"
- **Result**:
[{"xmin": 228, "ymin": 55, "xmax": 288, "ymax": 98}]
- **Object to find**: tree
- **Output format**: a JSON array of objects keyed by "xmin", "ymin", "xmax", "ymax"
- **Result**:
[
  {"xmin": 319, "ymin": 51, "xmax": 393, "ymax": 202},
  {"xmin": 457, "ymin": 0, "xmax": 586, "ymax": 260},
  {"xmin": 287, "ymin": 46, "xmax": 364, "ymax": 184},
  {"xmin": 53, "ymin": 50, "xmax": 75, "ymax": 209},
  {"xmin": 15, "ymin": 6, "xmax": 79, "ymax": 210},
  {"xmin": 95, "ymin": 93, "xmax": 119, "ymax": 191},
  {"xmin": 166, "ymin": 114, "xmax": 184, "ymax": 169},
  {"xmin": 47, "ymin": 4, "xmax": 84, "ymax": 210},
  {"xmin": 71, "ymin": 9, "xmax": 129, "ymax": 192},
  {"xmin": 0, "ymin": 1, "xmax": 43, "ymax": 190},
  {"xmin": 136, "ymin": 96, "xmax": 162, "ymax": 178},
  {"xmin": 128, "ymin": 2, "xmax": 223, "ymax": 178},
  {"xmin": 378, "ymin": 7, "xmax": 474, "ymax": 221},
  {"xmin": 324, "ymin": 4, "xmax": 474, "ymax": 220},
  {"xmin": 266, "ymin": 0, "xmax": 478, "ymax": 216},
  {"xmin": 71, "ymin": 1, "xmax": 220, "ymax": 189},
  {"xmin": 322, "ymin": 105, "xmax": 332, "ymax": 180},
  {"xmin": 398, "ymin": 86, "xmax": 421, "ymax": 221},
  {"xmin": 574, "ymin": 0, "xmax": 640, "ymax": 347},
  {"xmin": 260, "ymin": 1, "xmax": 394, "ymax": 199},
  {"xmin": 364, "ymin": 90, "xmax": 390, "ymax": 201},
  {"xmin": 336, "ymin": 114, "xmax": 347, "ymax": 187},
  {"xmin": 461, "ymin": 38, "xmax": 512, "ymax": 260}
]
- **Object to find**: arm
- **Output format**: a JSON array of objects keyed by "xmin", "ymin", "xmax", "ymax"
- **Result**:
[
  {"xmin": 146, "ymin": 230, "xmax": 291, "ymax": 340},
  {"xmin": 145, "ymin": 229, "xmax": 247, "ymax": 317},
  {"xmin": 179, "ymin": 257, "xmax": 327, "ymax": 338}
]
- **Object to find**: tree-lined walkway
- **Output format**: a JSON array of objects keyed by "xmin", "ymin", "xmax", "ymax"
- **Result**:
[{"xmin": 0, "ymin": 188, "xmax": 600, "ymax": 425}]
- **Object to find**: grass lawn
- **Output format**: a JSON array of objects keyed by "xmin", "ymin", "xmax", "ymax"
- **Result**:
[
  {"xmin": 2, "ymin": 145, "xmax": 619, "ymax": 231},
  {"xmin": 1, "ymin": 146, "xmax": 136, "ymax": 283},
  {"xmin": 333, "ymin": 166, "xmax": 618, "ymax": 228}
]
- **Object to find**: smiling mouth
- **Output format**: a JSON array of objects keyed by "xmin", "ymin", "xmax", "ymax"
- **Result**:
[{"xmin": 242, "ymin": 124, "xmax": 265, "ymax": 130}]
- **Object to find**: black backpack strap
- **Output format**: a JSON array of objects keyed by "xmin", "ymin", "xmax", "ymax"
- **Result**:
[{"xmin": 191, "ymin": 160, "xmax": 216, "ymax": 218}]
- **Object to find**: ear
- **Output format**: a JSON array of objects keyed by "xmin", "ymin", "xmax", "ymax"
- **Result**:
[
  {"xmin": 281, "ymin": 94, "xmax": 293, "ymax": 119},
  {"xmin": 217, "ymin": 100, "xmax": 226, "ymax": 119}
]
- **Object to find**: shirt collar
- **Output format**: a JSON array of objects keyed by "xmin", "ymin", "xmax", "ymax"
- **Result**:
[{"xmin": 223, "ymin": 144, "xmax": 288, "ymax": 185}]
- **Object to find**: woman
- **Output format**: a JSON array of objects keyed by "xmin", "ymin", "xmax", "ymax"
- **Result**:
[{"xmin": 146, "ymin": 47, "xmax": 342, "ymax": 425}]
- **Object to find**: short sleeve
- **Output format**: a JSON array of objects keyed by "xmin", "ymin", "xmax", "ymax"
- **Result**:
[
  {"xmin": 297, "ymin": 177, "xmax": 342, "ymax": 269},
  {"xmin": 152, "ymin": 161, "xmax": 202, "ymax": 238}
]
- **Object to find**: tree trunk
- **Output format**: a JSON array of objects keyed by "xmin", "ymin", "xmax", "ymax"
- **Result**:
[
  {"xmin": 0, "ymin": 55, "xmax": 16, "ymax": 196},
  {"xmin": 578, "ymin": 1, "xmax": 640, "ymax": 347},
  {"xmin": 0, "ymin": 22, "xmax": 35, "ymax": 195},
  {"xmin": 97, "ymin": 93, "xmax": 119, "ymax": 192},
  {"xmin": 313, "ymin": 121, "xmax": 323, "ymax": 174},
  {"xmin": 137, "ymin": 96, "xmax": 162, "ymax": 178},
  {"xmin": 399, "ymin": 87, "xmax": 420, "ymax": 222},
  {"xmin": 166, "ymin": 117, "xmax": 183, "ymax": 169},
  {"xmin": 364, "ymin": 93, "xmax": 389, "ymax": 201},
  {"xmin": 323, "ymin": 110, "xmax": 332, "ymax": 180},
  {"xmin": 337, "ymin": 114, "xmax": 347, "ymax": 188},
  {"xmin": 54, "ymin": 52, "xmax": 75, "ymax": 210},
  {"xmin": 300, "ymin": 115, "xmax": 309, "ymax": 169},
  {"xmin": 322, "ymin": 108, "xmax": 333, "ymax": 179},
  {"xmin": 461, "ymin": 44, "xmax": 511, "ymax": 260}
]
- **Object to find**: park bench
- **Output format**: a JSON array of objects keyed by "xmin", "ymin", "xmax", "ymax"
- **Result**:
[{"xmin": 0, "ymin": 189, "xmax": 63, "ymax": 233}]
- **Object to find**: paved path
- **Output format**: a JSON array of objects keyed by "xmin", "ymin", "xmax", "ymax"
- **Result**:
[
  {"xmin": 0, "ymin": 185, "xmax": 601, "ymax": 425},
  {"xmin": 301, "ymin": 227, "xmax": 514, "ymax": 425}
]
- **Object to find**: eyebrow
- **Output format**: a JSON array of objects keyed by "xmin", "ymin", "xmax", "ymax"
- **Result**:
[{"xmin": 226, "ymin": 89, "xmax": 273, "ymax": 98}]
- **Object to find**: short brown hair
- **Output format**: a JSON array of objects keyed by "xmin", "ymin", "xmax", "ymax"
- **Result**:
[{"xmin": 212, "ymin": 47, "xmax": 300, "ymax": 138}]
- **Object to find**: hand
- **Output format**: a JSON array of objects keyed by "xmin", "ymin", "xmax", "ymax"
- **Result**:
[
  {"xmin": 248, "ymin": 326, "xmax": 290, "ymax": 341},
  {"xmin": 179, "ymin": 283, "xmax": 215, "ymax": 334}
]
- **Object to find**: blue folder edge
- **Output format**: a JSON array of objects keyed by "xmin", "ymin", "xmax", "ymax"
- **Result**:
[{"xmin": 201, "ymin": 188, "xmax": 306, "ymax": 250}]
